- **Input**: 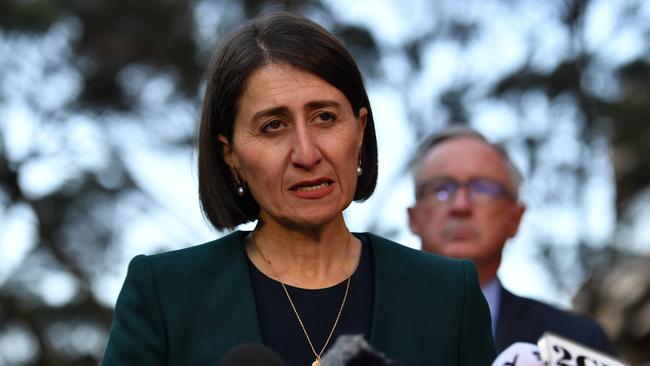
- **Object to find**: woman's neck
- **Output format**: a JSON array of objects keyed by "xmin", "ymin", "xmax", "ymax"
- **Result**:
[{"xmin": 246, "ymin": 216, "xmax": 360, "ymax": 289}]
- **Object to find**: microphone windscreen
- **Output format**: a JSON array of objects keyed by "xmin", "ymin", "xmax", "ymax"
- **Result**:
[
  {"xmin": 491, "ymin": 342, "xmax": 542, "ymax": 366},
  {"xmin": 320, "ymin": 334, "xmax": 397, "ymax": 366},
  {"xmin": 218, "ymin": 343, "xmax": 287, "ymax": 366}
]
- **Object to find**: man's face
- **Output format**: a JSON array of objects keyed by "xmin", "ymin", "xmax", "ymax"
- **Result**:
[{"xmin": 408, "ymin": 137, "xmax": 525, "ymax": 270}]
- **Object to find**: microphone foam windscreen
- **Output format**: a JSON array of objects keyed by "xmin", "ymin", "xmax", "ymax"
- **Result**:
[
  {"xmin": 320, "ymin": 334, "xmax": 397, "ymax": 366},
  {"xmin": 218, "ymin": 343, "xmax": 287, "ymax": 366}
]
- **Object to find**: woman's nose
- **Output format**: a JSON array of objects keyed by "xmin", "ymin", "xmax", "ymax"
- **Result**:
[{"xmin": 290, "ymin": 124, "xmax": 322, "ymax": 168}]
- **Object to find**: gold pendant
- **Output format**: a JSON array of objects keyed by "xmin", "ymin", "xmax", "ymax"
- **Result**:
[{"xmin": 312, "ymin": 360, "xmax": 320, "ymax": 366}]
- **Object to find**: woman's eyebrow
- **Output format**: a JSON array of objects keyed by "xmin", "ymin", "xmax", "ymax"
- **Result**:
[
  {"xmin": 304, "ymin": 100, "xmax": 341, "ymax": 111},
  {"xmin": 251, "ymin": 106, "xmax": 290, "ymax": 121},
  {"xmin": 251, "ymin": 101, "xmax": 341, "ymax": 121}
]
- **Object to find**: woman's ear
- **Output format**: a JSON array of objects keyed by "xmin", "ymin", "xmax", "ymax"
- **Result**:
[
  {"xmin": 218, "ymin": 134, "xmax": 239, "ymax": 175},
  {"xmin": 356, "ymin": 107, "xmax": 368, "ymax": 149}
]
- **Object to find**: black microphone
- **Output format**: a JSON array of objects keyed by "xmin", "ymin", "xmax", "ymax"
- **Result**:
[
  {"xmin": 320, "ymin": 334, "xmax": 398, "ymax": 366},
  {"xmin": 218, "ymin": 343, "xmax": 287, "ymax": 366}
]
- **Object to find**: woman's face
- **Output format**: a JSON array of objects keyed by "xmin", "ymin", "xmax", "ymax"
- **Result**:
[{"xmin": 221, "ymin": 63, "xmax": 367, "ymax": 229}]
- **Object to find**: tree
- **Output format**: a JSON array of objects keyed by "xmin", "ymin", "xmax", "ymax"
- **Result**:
[
  {"xmin": 1, "ymin": 0, "xmax": 649, "ymax": 364},
  {"xmin": 0, "ymin": 1, "xmax": 380, "ymax": 364}
]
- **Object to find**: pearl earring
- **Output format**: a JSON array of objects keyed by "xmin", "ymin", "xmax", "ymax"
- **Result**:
[
  {"xmin": 356, "ymin": 161, "xmax": 363, "ymax": 176},
  {"xmin": 234, "ymin": 173, "xmax": 245, "ymax": 197}
]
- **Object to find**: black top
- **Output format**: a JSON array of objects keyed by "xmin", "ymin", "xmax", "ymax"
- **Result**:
[{"xmin": 248, "ymin": 234, "xmax": 374, "ymax": 366}]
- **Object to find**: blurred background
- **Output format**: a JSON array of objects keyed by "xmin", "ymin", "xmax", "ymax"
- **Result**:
[{"xmin": 1, "ymin": 0, "xmax": 649, "ymax": 364}]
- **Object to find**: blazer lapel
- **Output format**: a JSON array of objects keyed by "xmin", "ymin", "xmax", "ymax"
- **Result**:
[
  {"xmin": 367, "ymin": 234, "xmax": 423, "ymax": 360},
  {"xmin": 495, "ymin": 287, "xmax": 531, "ymax": 352},
  {"xmin": 208, "ymin": 231, "xmax": 263, "ymax": 353}
]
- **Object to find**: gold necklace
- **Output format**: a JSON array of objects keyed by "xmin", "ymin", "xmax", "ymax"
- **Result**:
[{"xmin": 251, "ymin": 232, "xmax": 352, "ymax": 366}]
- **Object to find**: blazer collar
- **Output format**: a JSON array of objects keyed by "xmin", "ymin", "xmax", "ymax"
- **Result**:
[
  {"xmin": 212, "ymin": 231, "xmax": 264, "ymax": 349},
  {"xmin": 366, "ymin": 233, "xmax": 421, "ymax": 354}
]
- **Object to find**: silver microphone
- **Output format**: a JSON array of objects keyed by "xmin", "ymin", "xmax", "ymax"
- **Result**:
[
  {"xmin": 491, "ymin": 342, "xmax": 543, "ymax": 366},
  {"xmin": 537, "ymin": 332, "xmax": 628, "ymax": 366}
]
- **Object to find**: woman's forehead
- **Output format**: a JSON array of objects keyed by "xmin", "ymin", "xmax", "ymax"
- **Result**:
[{"xmin": 236, "ymin": 64, "xmax": 351, "ymax": 116}]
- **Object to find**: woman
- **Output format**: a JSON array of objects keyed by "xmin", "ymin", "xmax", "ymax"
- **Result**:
[{"xmin": 102, "ymin": 12, "xmax": 495, "ymax": 366}]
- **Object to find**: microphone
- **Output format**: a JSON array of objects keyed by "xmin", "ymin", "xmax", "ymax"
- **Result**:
[
  {"xmin": 493, "ymin": 333, "xmax": 630, "ymax": 366},
  {"xmin": 491, "ymin": 342, "xmax": 542, "ymax": 366},
  {"xmin": 218, "ymin": 343, "xmax": 287, "ymax": 366},
  {"xmin": 537, "ymin": 332, "xmax": 628, "ymax": 366},
  {"xmin": 319, "ymin": 334, "xmax": 398, "ymax": 366}
]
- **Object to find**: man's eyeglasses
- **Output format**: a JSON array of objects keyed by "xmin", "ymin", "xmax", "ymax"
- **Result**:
[{"xmin": 415, "ymin": 178, "xmax": 513, "ymax": 205}]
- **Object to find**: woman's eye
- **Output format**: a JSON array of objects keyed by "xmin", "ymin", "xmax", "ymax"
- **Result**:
[
  {"xmin": 317, "ymin": 112, "xmax": 336, "ymax": 123},
  {"xmin": 262, "ymin": 120, "xmax": 283, "ymax": 133}
]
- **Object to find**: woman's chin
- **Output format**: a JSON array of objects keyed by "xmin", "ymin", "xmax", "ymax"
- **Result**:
[
  {"xmin": 275, "ymin": 211, "xmax": 344, "ymax": 231},
  {"xmin": 260, "ymin": 200, "xmax": 350, "ymax": 230}
]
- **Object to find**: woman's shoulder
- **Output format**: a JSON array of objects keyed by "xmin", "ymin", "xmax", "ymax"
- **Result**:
[
  {"xmin": 360, "ymin": 232, "xmax": 471, "ymax": 271},
  {"xmin": 130, "ymin": 230, "xmax": 248, "ymax": 275},
  {"xmin": 359, "ymin": 231, "xmax": 479, "ymax": 298}
]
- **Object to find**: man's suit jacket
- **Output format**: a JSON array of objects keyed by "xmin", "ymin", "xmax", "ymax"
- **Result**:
[
  {"xmin": 495, "ymin": 287, "xmax": 615, "ymax": 355},
  {"xmin": 102, "ymin": 231, "xmax": 496, "ymax": 365}
]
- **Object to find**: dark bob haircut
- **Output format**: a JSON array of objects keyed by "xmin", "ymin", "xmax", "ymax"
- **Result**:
[{"xmin": 197, "ymin": 12, "xmax": 378, "ymax": 230}]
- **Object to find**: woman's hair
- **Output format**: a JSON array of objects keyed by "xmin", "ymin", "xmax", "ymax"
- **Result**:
[{"xmin": 197, "ymin": 11, "xmax": 378, "ymax": 230}]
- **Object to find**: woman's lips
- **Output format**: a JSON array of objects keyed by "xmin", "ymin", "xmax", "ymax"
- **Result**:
[
  {"xmin": 295, "ymin": 182, "xmax": 330, "ymax": 192},
  {"xmin": 289, "ymin": 179, "xmax": 334, "ymax": 199}
]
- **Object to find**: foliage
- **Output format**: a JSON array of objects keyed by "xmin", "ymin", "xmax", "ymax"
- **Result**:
[
  {"xmin": 1, "ymin": 0, "xmax": 649, "ymax": 364},
  {"xmin": 0, "ymin": 1, "xmax": 378, "ymax": 364}
]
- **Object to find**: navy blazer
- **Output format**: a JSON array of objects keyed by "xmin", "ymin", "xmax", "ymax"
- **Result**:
[
  {"xmin": 495, "ymin": 287, "xmax": 615, "ymax": 355},
  {"xmin": 102, "ymin": 231, "xmax": 496, "ymax": 365}
]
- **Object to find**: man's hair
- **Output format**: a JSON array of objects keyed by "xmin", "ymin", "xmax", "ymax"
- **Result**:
[
  {"xmin": 197, "ymin": 11, "xmax": 378, "ymax": 230},
  {"xmin": 410, "ymin": 125, "xmax": 523, "ymax": 198}
]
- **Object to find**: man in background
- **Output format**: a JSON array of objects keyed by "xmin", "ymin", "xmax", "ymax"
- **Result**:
[{"xmin": 407, "ymin": 126, "xmax": 615, "ymax": 354}]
